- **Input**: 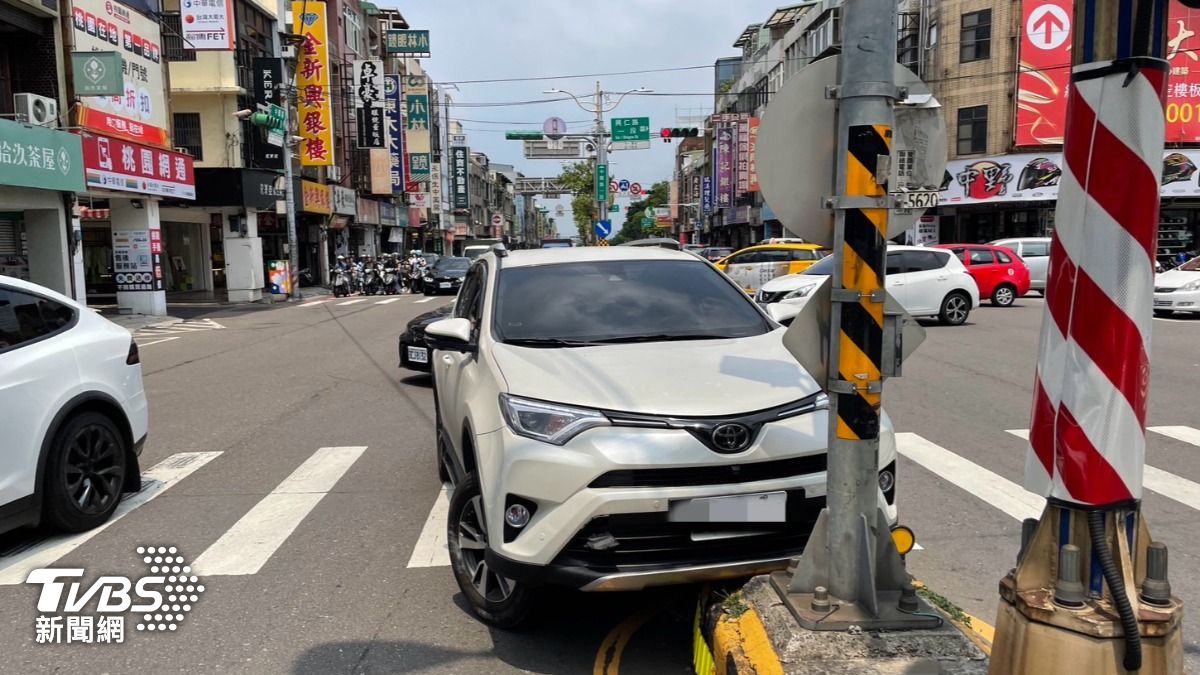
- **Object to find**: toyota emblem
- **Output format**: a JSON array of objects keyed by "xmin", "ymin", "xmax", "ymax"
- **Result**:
[{"xmin": 710, "ymin": 423, "xmax": 752, "ymax": 453}]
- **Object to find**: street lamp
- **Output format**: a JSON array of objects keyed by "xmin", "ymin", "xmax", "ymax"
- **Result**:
[{"xmin": 540, "ymin": 83, "xmax": 652, "ymax": 244}]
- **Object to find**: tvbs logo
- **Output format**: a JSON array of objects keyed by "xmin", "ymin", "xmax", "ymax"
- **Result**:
[{"xmin": 25, "ymin": 546, "xmax": 205, "ymax": 644}]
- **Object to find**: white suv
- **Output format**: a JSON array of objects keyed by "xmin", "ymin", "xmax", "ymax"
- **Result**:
[
  {"xmin": 426, "ymin": 247, "xmax": 898, "ymax": 627},
  {"xmin": 757, "ymin": 245, "xmax": 980, "ymax": 326},
  {"xmin": 0, "ymin": 276, "xmax": 147, "ymax": 535}
]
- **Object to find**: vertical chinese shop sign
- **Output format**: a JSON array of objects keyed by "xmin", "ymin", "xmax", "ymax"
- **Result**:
[{"xmin": 292, "ymin": 1, "xmax": 334, "ymax": 166}]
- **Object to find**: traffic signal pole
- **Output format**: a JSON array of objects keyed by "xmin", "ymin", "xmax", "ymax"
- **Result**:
[
  {"xmin": 988, "ymin": 0, "xmax": 1184, "ymax": 671},
  {"xmin": 771, "ymin": 0, "xmax": 936, "ymax": 630},
  {"xmin": 275, "ymin": 0, "xmax": 299, "ymax": 300},
  {"xmin": 594, "ymin": 81, "xmax": 607, "ymax": 247}
]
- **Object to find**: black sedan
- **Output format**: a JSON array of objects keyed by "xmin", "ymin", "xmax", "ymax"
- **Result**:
[
  {"xmin": 421, "ymin": 256, "xmax": 471, "ymax": 295},
  {"xmin": 399, "ymin": 304, "xmax": 453, "ymax": 372}
]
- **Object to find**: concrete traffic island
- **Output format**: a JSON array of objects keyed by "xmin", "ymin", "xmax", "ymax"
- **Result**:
[{"xmin": 697, "ymin": 576, "xmax": 989, "ymax": 674}]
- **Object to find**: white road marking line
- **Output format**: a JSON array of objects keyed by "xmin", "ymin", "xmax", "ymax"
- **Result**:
[
  {"xmin": 896, "ymin": 433, "xmax": 1043, "ymax": 522},
  {"xmin": 414, "ymin": 297, "xmax": 435, "ymax": 304},
  {"xmin": 407, "ymin": 484, "xmax": 452, "ymax": 568},
  {"xmin": 192, "ymin": 446, "xmax": 366, "ymax": 576},
  {"xmin": 375, "ymin": 297, "xmax": 401, "ymax": 305},
  {"xmin": 1008, "ymin": 427, "xmax": 1200, "ymax": 512},
  {"xmin": 299, "ymin": 299, "xmax": 330, "ymax": 307},
  {"xmin": 0, "ymin": 452, "xmax": 222, "ymax": 585},
  {"xmin": 335, "ymin": 298, "xmax": 368, "ymax": 306},
  {"xmin": 137, "ymin": 336, "xmax": 182, "ymax": 347}
]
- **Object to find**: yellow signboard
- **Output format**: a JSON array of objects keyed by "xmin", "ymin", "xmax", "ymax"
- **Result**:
[{"xmin": 292, "ymin": 1, "xmax": 333, "ymax": 166}]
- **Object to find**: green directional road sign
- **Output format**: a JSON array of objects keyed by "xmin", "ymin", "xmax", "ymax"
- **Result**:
[
  {"xmin": 505, "ymin": 130, "xmax": 544, "ymax": 140},
  {"xmin": 640, "ymin": 217, "xmax": 654, "ymax": 230},
  {"xmin": 595, "ymin": 163, "xmax": 608, "ymax": 202},
  {"xmin": 609, "ymin": 203, "xmax": 619, "ymax": 213},
  {"xmin": 611, "ymin": 117, "xmax": 651, "ymax": 143},
  {"xmin": 268, "ymin": 104, "xmax": 286, "ymax": 128}
]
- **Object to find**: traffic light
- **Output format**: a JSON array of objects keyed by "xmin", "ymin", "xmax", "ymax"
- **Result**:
[{"xmin": 660, "ymin": 127, "xmax": 700, "ymax": 142}]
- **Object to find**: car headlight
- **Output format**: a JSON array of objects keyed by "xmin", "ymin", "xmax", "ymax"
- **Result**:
[
  {"xmin": 1181, "ymin": 278, "xmax": 1200, "ymax": 291},
  {"xmin": 783, "ymin": 283, "xmax": 819, "ymax": 300},
  {"xmin": 424, "ymin": 276, "xmax": 433, "ymax": 282},
  {"xmin": 499, "ymin": 394, "xmax": 610, "ymax": 445}
]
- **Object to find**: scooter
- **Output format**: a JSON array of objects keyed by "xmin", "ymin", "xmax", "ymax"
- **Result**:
[
  {"xmin": 332, "ymin": 268, "xmax": 351, "ymax": 297},
  {"xmin": 382, "ymin": 263, "xmax": 400, "ymax": 294},
  {"xmin": 362, "ymin": 264, "xmax": 381, "ymax": 296}
]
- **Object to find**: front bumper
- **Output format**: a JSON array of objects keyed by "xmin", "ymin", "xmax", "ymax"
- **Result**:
[
  {"xmin": 1154, "ymin": 288, "xmax": 1200, "ymax": 312},
  {"xmin": 472, "ymin": 412, "xmax": 898, "ymax": 586}
]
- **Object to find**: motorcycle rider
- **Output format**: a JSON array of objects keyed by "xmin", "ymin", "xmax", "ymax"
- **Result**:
[{"xmin": 406, "ymin": 250, "xmax": 427, "ymax": 294}]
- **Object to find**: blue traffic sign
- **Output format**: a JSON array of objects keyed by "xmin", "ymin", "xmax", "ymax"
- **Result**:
[
  {"xmin": 617, "ymin": 179, "xmax": 630, "ymax": 193},
  {"xmin": 594, "ymin": 219, "xmax": 612, "ymax": 239}
]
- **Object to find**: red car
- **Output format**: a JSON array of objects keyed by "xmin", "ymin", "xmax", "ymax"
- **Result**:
[{"xmin": 934, "ymin": 244, "xmax": 1031, "ymax": 306}]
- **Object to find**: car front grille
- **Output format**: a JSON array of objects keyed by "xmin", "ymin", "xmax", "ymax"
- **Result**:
[
  {"xmin": 588, "ymin": 454, "xmax": 827, "ymax": 488},
  {"xmin": 757, "ymin": 289, "xmax": 788, "ymax": 304},
  {"xmin": 1155, "ymin": 287, "xmax": 1175, "ymax": 293},
  {"xmin": 552, "ymin": 490, "xmax": 823, "ymax": 571}
]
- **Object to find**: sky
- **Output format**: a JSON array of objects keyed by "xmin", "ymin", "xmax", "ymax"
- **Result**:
[{"xmin": 378, "ymin": 0, "xmax": 787, "ymax": 236}]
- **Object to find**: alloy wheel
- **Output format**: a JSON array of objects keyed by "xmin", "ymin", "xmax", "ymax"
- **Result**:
[
  {"xmin": 63, "ymin": 425, "xmax": 123, "ymax": 516},
  {"xmin": 457, "ymin": 495, "xmax": 513, "ymax": 602},
  {"xmin": 947, "ymin": 296, "xmax": 968, "ymax": 323},
  {"xmin": 994, "ymin": 286, "xmax": 1015, "ymax": 306}
]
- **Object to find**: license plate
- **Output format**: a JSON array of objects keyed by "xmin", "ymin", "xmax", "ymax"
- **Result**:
[
  {"xmin": 406, "ymin": 346, "xmax": 428, "ymax": 364},
  {"xmin": 439, "ymin": 282, "xmax": 451, "ymax": 289},
  {"xmin": 891, "ymin": 190, "xmax": 939, "ymax": 209},
  {"xmin": 1154, "ymin": 299, "xmax": 1172, "ymax": 307},
  {"xmin": 668, "ymin": 491, "xmax": 786, "ymax": 523}
]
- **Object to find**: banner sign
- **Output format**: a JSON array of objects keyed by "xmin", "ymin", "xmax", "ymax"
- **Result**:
[
  {"xmin": 1018, "ymin": 0, "xmax": 1200, "ymax": 144},
  {"xmin": 736, "ymin": 113, "xmax": 750, "ymax": 196},
  {"xmin": 300, "ymin": 179, "xmax": 331, "ymax": 214},
  {"xmin": 402, "ymin": 74, "xmax": 431, "ymax": 183},
  {"xmin": 352, "ymin": 60, "xmax": 383, "ymax": 108},
  {"xmin": 384, "ymin": 29, "xmax": 430, "ymax": 55},
  {"xmin": 702, "ymin": 175, "xmax": 713, "ymax": 215},
  {"xmin": 747, "ymin": 117, "xmax": 760, "ymax": 192},
  {"xmin": 451, "ymin": 145, "xmax": 469, "ymax": 209},
  {"xmin": 181, "ymin": 0, "xmax": 234, "ymax": 50},
  {"xmin": 383, "ymin": 75, "xmax": 405, "ymax": 194},
  {"xmin": 715, "ymin": 125, "xmax": 734, "ymax": 208},
  {"xmin": 81, "ymin": 133, "xmax": 195, "ymax": 199},
  {"xmin": 368, "ymin": 148, "xmax": 390, "ymax": 195},
  {"xmin": 292, "ymin": 1, "xmax": 334, "ymax": 166},
  {"xmin": 71, "ymin": 0, "xmax": 169, "ymax": 148},
  {"xmin": 939, "ymin": 150, "xmax": 1200, "ymax": 204},
  {"xmin": 0, "ymin": 119, "xmax": 86, "ymax": 192},
  {"xmin": 356, "ymin": 108, "xmax": 386, "ymax": 149},
  {"xmin": 333, "ymin": 186, "xmax": 356, "ymax": 215},
  {"xmin": 72, "ymin": 51, "xmax": 123, "ymax": 96},
  {"xmin": 111, "ymin": 228, "xmax": 161, "ymax": 291},
  {"xmin": 251, "ymin": 57, "xmax": 284, "ymax": 169}
]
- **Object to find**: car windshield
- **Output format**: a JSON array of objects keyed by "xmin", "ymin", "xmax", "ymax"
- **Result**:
[
  {"xmin": 804, "ymin": 255, "xmax": 837, "ymax": 275},
  {"xmin": 494, "ymin": 260, "xmax": 772, "ymax": 343},
  {"xmin": 435, "ymin": 257, "xmax": 470, "ymax": 272}
]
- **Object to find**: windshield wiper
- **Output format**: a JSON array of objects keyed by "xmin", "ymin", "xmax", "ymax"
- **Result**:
[
  {"xmin": 503, "ymin": 337, "xmax": 602, "ymax": 348},
  {"xmin": 588, "ymin": 334, "xmax": 742, "ymax": 344}
]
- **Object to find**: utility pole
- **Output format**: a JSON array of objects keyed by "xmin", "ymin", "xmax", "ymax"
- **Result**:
[
  {"xmin": 593, "ymin": 80, "xmax": 607, "ymax": 247},
  {"xmin": 274, "ymin": 0, "xmax": 299, "ymax": 300},
  {"xmin": 774, "ymin": 0, "xmax": 936, "ymax": 630}
]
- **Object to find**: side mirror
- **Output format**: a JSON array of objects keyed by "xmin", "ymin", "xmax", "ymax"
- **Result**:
[
  {"xmin": 765, "ymin": 302, "xmax": 799, "ymax": 325},
  {"xmin": 426, "ymin": 317, "xmax": 476, "ymax": 353}
]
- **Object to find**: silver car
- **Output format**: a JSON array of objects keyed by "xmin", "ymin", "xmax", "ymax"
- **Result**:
[{"xmin": 991, "ymin": 237, "xmax": 1051, "ymax": 294}]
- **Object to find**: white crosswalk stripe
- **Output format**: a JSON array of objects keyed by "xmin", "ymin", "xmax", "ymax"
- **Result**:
[
  {"xmin": 192, "ymin": 446, "xmax": 367, "ymax": 576},
  {"xmin": 896, "ymin": 433, "xmax": 1043, "ymax": 521},
  {"xmin": 407, "ymin": 485, "xmax": 451, "ymax": 568},
  {"xmin": 336, "ymin": 298, "xmax": 368, "ymax": 306},
  {"xmin": 375, "ymin": 297, "xmax": 401, "ymax": 305},
  {"xmin": 0, "ymin": 452, "xmax": 222, "ymax": 585},
  {"xmin": 299, "ymin": 299, "xmax": 330, "ymax": 307},
  {"xmin": 415, "ymin": 297, "xmax": 435, "ymax": 304}
]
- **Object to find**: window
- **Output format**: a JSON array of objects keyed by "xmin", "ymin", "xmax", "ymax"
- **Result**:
[
  {"xmin": 902, "ymin": 250, "xmax": 946, "ymax": 272},
  {"xmin": 790, "ymin": 249, "xmax": 822, "ymax": 261},
  {"xmin": 960, "ymin": 10, "xmax": 991, "ymax": 63},
  {"xmin": 0, "ymin": 288, "xmax": 75, "ymax": 351},
  {"xmin": 493, "ymin": 260, "xmax": 771, "ymax": 343},
  {"xmin": 161, "ymin": 13, "xmax": 196, "ymax": 62},
  {"xmin": 757, "ymin": 250, "xmax": 791, "ymax": 263},
  {"xmin": 727, "ymin": 252, "xmax": 759, "ymax": 265},
  {"xmin": 969, "ymin": 248, "xmax": 996, "ymax": 265},
  {"xmin": 957, "ymin": 105, "xmax": 988, "ymax": 155},
  {"xmin": 173, "ymin": 113, "xmax": 203, "ymax": 160},
  {"xmin": 996, "ymin": 250, "xmax": 1013, "ymax": 264},
  {"xmin": 343, "ymin": 7, "xmax": 362, "ymax": 56},
  {"xmin": 1022, "ymin": 241, "xmax": 1049, "ymax": 257},
  {"xmin": 886, "ymin": 252, "xmax": 904, "ymax": 275},
  {"xmin": 950, "ymin": 247, "xmax": 968, "ymax": 263},
  {"xmin": 455, "ymin": 264, "xmax": 486, "ymax": 327}
]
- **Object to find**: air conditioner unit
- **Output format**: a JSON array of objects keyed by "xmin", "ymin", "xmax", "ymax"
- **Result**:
[
  {"xmin": 14, "ymin": 93, "xmax": 58, "ymax": 127},
  {"xmin": 328, "ymin": 165, "xmax": 342, "ymax": 181}
]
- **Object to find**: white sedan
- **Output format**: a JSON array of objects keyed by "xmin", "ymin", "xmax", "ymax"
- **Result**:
[
  {"xmin": 0, "ymin": 275, "xmax": 148, "ymax": 535},
  {"xmin": 757, "ymin": 245, "xmax": 980, "ymax": 325},
  {"xmin": 1154, "ymin": 256, "xmax": 1200, "ymax": 316}
]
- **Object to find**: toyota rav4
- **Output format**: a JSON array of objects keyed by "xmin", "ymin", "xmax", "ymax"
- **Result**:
[{"xmin": 425, "ymin": 246, "xmax": 898, "ymax": 627}]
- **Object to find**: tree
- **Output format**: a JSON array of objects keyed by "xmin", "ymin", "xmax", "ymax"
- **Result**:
[
  {"xmin": 557, "ymin": 161, "xmax": 595, "ymax": 242},
  {"xmin": 611, "ymin": 181, "xmax": 670, "ymax": 245}
]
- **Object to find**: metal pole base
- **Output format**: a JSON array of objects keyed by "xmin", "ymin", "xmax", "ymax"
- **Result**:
[{"xmin": 772, "ymin": 508, "xmax": 940, "ymax": 630}]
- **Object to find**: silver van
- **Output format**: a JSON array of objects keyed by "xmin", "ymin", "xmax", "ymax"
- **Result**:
[{"xmin": 990, "ymin": 237, "xmax": 1051, "ymax": 293}]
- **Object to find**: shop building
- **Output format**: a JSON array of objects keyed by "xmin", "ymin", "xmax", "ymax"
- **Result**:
[{"xmin": 297, "ymin": 179, "xmax": 332, "ymax": 281}]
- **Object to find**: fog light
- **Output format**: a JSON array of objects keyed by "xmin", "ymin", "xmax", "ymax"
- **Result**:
[
  {"xmin": 891, "ymin": 525, "xmax": 915, "ymax": 556},
  {"xmin": 878, "ymin": 469, "xmax": 895, "ymax": 493},
  {"xmin": 505, "ymin": 504, "xmax": 531, "ymax": 528}
]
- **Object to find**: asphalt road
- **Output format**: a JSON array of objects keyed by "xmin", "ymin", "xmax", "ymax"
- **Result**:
[{"xmin": 0, "ymin": 291, "xmax": 1195, "ymax": 673}]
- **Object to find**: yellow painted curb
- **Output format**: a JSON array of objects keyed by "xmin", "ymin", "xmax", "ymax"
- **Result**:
[{"xmin": 712, "ymin": 607, "xmax": 785, "ymax": 675}]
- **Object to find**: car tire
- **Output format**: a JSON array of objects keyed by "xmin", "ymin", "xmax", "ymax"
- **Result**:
[
  {"xmin": 42, "ymin": 412, "xmax": 129, "ymax": 533},
  {"xmin": 424, "ymin": 287, "xmax": 434, "ymax": 296},
  {"xmin": 1154, "ymin": 309, "xmax": 1174, "ymax": 318},
  {"xmin": 991, "ymin": 284, "xmax": 1017, "ymax": 307},
  {"xmin": 447, "ymin": 473, "xmax": 535, "ymax": 628},
  {"xmin": 939, "ymin": 292, "xmax": 971, "ymax": 326}
]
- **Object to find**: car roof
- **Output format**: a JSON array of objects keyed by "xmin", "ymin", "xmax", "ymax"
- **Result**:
[
  {"xmin": 484, "ymin": 246, "xmax": 703, "ymax": 268},
  {"xmin": 733, "ymin": 243, "xmax": 826, "ymax": 253},
  {"xmin": 0, "ymin": 274, "xmax": 81, "ymax": 308},
  {"xmin": 887, "ymin": 244, "xmax": 952, "ymax": 253}
]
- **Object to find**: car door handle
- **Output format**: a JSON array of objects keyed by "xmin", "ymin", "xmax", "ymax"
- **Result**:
[{"xmin": 937, "ymin": 276, "xmax": 948, "ymax": 281}]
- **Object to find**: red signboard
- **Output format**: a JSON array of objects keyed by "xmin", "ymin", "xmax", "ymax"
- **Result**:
[
  {"xmin": 80, "ymin": 134, "xmax": 196, "ymax": 199},
  {"xmin": 1019, "ymin": 0, "xmax": 1200, "ymax": 145}
]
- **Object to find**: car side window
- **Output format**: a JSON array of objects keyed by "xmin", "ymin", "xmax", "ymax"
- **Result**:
[
  {"xmin": 454, "ymin": 268, "xmax": 480, "ymax": 320},
  {"xmin": 950, "ymin": 247, "xmax": 967, "ymax": 263},
  {"xmin": 996, "ymin": 250, "xmax": 1013, "ymax": 264},
  {"xmin": 969, "ymin": 248, "xmax": 996, "ymax": 265},
  {"xmin": 466, "ymin": 266, "xmax": 487, "ymax": 325},
  {"xmin": 790, "ymin": 249, "xmax": 817, "ymax": 261},
  {"xmin": 902, "ymin": 250, "xmax": 944, "ymax": 272},
  {"xmin": 0, "ymin": 288, "xmax": 76, "ymax": 351},
  {"xmin": 758, "ymin": 250, "xmax": 791, "ymax": 263},
  {"xmin": 886, "ymin": 252, "xmax": 905, "ymax": 275},
  {"xmin": 731, "ymin": 252, "xmax": 760, "ymax": 264},
  {"xmin": 1022, "ymin": 241, "xmax": 1049, "ymax": 257}
]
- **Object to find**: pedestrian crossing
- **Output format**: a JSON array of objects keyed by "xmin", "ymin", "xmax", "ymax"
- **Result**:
[
  {"xmin": 297, "ymin": 295, "xmax": 437, "ymax": 309},
  {"xmin": 4, "ymin": 426, "xmax": 1200, "ymax": 584},
  {"xmin": 132, "ymin": 318, "xmax": 225, "ymax": 345}
]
